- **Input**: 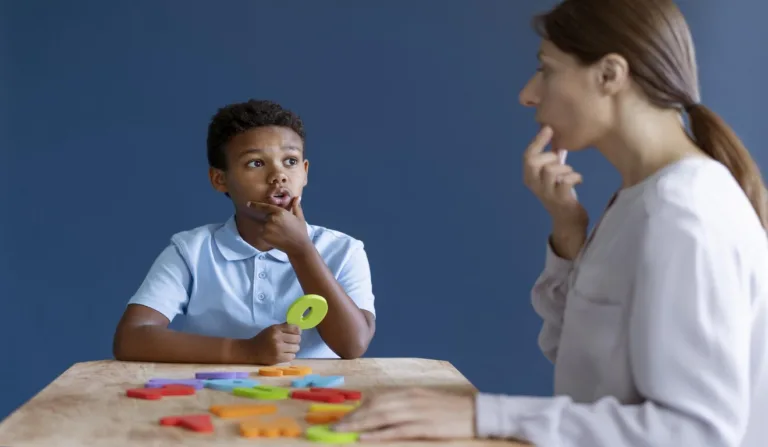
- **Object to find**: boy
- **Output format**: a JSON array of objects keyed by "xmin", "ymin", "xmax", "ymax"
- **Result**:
[{"xmin": 112, "ymin": 99, "xmax": 376, "ymax": 365}]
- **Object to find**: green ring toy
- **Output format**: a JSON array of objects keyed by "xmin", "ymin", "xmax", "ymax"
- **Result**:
[
  {"xmin": 305, "ymin": 424, "xmax": 359, "ymax": 444},
  {"xmin": 286, "ymin": 294, "xmax": 328, "ymax": 330}
]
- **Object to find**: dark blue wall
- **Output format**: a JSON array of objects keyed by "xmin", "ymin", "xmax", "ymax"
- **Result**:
[
  {"xmin": 1, "ymin": 0, "xmax": 9, "ymax": 304},
  {"xmin": 1, "ymin": 0, "xmax": 765, "ymax": 418}
]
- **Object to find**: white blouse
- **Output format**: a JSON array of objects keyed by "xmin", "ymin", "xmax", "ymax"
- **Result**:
[{"xmin": 475, "ymin": 157, "xmax": 768, "ymax": 446}]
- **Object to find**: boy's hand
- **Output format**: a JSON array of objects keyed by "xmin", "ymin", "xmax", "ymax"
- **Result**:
[
  {"xmin": 246, "ymin": 198, "xmax": 313, "ymax": 256},
  {"xmin": 248, "ymin": 323, "xmax": 302, "ymax": 365}
]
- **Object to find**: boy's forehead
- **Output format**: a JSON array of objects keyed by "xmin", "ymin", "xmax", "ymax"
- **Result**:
[{"xmin": 229, "ymin": 126, "xmax": 304, "ymax": 152}]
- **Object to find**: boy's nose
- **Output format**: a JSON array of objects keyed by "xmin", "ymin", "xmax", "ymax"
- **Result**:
[{"xmin": 269, "ymin": 172, "xmax": 288, "ymax": 184}]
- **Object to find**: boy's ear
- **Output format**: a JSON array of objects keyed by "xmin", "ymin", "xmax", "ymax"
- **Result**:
[
  {"xmin": 303, "ymin": 159, "xmax": 309, "ymax": 187},
  {"xmin": 209, "ymin": 167, "xmax": 228, "ymax": 194}
]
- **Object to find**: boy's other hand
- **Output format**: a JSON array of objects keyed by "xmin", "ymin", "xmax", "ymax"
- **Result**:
[
  {"xmin": 246, "ymin": 198, "xmax": 313, "ymax": 256},
  {"xmin": 247, "ymin": 323, "xmax": 302, "ymax": 365}
]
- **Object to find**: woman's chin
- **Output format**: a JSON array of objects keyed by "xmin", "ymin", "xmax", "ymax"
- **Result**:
[
  {"xmin": 551, "ymin": 135, "xmax": 567, "ymax": 151},
  {"xmin": 552, "ymin": 135, "xmax": 587, "ymax": 153}
]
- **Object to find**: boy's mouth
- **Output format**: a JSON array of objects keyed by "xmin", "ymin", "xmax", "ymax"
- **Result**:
[{"xmin": 266, "ymin": 188, "xmax": 292, "ymax": 207}]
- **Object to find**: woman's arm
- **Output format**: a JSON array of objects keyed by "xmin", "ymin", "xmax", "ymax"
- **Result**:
[
  {"xmin": 530, "ymin": 238, "xmax": 575, "ymax": 363},
  {"xmin": 477, "ymin": 209, "xmax": 751, "ymax": 446}
]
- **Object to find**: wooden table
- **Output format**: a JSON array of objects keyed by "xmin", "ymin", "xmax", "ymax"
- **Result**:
[{"xmin": 0, "ymin": 358, "xmax": 525, "ymax": 446}]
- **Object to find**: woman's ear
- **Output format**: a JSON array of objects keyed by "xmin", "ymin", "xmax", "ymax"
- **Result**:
[{"xmin": 596, "ymin": 53, "xmax": 630, "ymax": 96}]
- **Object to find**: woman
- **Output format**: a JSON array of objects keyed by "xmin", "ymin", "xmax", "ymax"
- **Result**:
[{"xmin": 333, "ymin": 0, "xmax": 768, "ymax": 445}]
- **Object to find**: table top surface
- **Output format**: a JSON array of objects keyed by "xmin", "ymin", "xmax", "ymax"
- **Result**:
[{"xmin": 0, "ymin": 358, "xmax": 525, "ymax": 446}]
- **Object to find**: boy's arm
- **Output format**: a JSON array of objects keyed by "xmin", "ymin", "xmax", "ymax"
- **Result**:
[
  {"xmin": 113, "ymin": 244, "xmax": 300, "ymax": 364},
  {"xmin": 113, "ymin": 304, "xmax": 250, "ymax": 363},
  {"xmin": 113, "ymin": 244, "xmax": 244, "ymax": 363},
  {"xmin": 288, "ymin": 241, "xmax": 376, "ymax": 359},
  {"xmin": 245, "ymin": 199, "xmax": 376, "ymax": 359}
]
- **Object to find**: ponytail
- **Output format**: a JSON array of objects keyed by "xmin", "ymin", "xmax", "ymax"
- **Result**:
[{"xmin": 686, "ymin": 104, "xmax": 768, "ymax": 228}]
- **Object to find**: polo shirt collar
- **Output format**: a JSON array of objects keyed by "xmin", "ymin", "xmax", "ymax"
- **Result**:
[{"xmin": 214, "ymin": 215, "xmax": 312, "ymax": 263}]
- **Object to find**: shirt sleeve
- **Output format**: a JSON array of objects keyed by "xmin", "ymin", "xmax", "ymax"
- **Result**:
[
  {"xmin": 476, "ymin": 210, "xmax": 751, "ymax": 446},
  {"xmin": 530, "ymin": 240, "xmax": 574, "ymax": 363},
  {"xmin": 336, "ymin": 240, "xmax": 376, "ymax": 318},
  {"xmin": 127, "ymin": 243, "xmax": 193, "ymax": 322}
]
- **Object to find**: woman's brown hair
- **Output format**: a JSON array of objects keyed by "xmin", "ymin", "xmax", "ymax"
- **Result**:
[{"xmin": 534, "ymin": 0, "xmax": 768, "ymax": 228}]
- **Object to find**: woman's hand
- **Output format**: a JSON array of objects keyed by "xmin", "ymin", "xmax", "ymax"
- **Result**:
[
  {"xmin": 523, "ymin": 126, "xmax": 588, "ymax": 259},
  {"xmin": 332, "ymin": 388, "xmax": 476, "ymax": 441}
]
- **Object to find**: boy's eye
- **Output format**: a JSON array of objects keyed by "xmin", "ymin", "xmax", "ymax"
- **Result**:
[
  {"xmin": 246, "ymin": 160, "xmax": 264, "ymax": 168},
  {"xmin": 285, "ymin": 158, "xmax": 299, "ymax": 166}
]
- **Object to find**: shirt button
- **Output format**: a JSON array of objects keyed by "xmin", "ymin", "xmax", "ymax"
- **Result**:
[
  {"xmin": 258, "ymin": 272, "xmax": 267, "ymax": 279},
  {"xmin": 258, "ymin": 254, "xmax": 266, "ymax": 260},
  {"xmin": 257, "ymin": 293, "xmax": 266, "ymax": 301}
]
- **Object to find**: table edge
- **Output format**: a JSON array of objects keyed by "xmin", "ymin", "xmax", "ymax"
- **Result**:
[{"xmin": 0, "ymin": 357, "xmax": 474, "ymax": 424}]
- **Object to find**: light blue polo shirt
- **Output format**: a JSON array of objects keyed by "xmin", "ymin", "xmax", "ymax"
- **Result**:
[{"xmin": 127, "ymin": 215, "xmax": 376, "ymax": 359}]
